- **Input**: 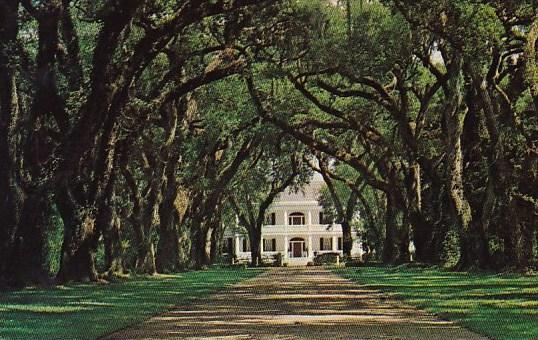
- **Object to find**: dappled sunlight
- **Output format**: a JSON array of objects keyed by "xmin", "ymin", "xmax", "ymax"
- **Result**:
[
  {"xmin": 0, "ymin": 303, "xmax": 89, "ymax": 314},
  {"xmin": 0, "ymin": 268, "xmax": 262, "ymax": 339},
  {"xmin": 337, "ymin": 267, "xmax": 538, "ymax": 339},
  {"xmin": 105, "ymin": 268, "xmax": 486, "ymax": 340}
]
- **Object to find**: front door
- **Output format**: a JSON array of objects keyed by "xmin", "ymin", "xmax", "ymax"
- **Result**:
[{"xmin": 292, "ymin": 242, "xmax": 303, "ymax": 258}]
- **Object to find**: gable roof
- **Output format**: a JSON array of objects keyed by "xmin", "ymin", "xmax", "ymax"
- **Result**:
[{"xmin": 274, "ymin": 174, "xmax": 324, "ymax": 203}]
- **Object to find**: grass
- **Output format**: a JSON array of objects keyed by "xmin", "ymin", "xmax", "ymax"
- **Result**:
[
  {"xmin": 334, "ymin": 265, "xmax": 538, "ymax": 340},
  {"xmin": 0, "ymin": 267, "xmax": 263, "ymax": 340}
]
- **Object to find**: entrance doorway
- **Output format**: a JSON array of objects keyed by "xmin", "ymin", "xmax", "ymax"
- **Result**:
[{"xmin": 289, "ymin": 238, "xmax": 305, "ymax": 258}]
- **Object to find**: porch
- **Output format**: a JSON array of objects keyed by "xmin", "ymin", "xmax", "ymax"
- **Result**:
[{"xmin": 224, "ymin": 224, "xmax": 346, "ymax": 265}]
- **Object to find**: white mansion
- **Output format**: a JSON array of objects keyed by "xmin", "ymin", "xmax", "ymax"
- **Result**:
[{"xmin": 223, "ymin": 174, "xmax": 363, "ymax": 265}]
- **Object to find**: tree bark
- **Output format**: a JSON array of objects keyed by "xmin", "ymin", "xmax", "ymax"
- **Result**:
[
  {"xmin": 210, "ymin": 217, "xmax": 224, "ymax": 264},
  {"xmin": 248, "ymin": 225, "xmax": 262, "ymax": 267},
  {"xmin": 132, "ymin": 198, "xmax": 159, "ymax": 275},
  {"xmin": 442, "ymin": 58, "xmax": 487, "ymax": 269},
  {"xmin": 98, "ymin": 179, "xmax": 124, "ymax": 278},
  {"xmin": 382, "ymin": 194, "xmax": 398, "ymax": 264},
  {"xmin": 55, "ymin": 190, "xmax": 99, "ymax": 283},
  {"xmin": 156, "ymin": 143, "xmax": 184, "ymax": 273},
  {"xmin": 340, "ymin": 221, "xmax": 353, "ymax": 258},
  {"xmin": 102, "ymin": 208, "xmax": 124, "ymax": 277},
  {"xmin": 156, "ymin": 210, "xmax": 182, "ymax": 273},
  {"xmin": 6, "ymin": 194, "xmax": 49, "ymax": 286},
  {"xmin": 189, "ymin": 222, "xmax": 212, "ymax": 269},
  {"xmin": 406, "ymin": 162, "xmax": 436, "ymax": 263},
  {"xmin": 0, "ymin": 0, "xmax": 23, "ymax": 286}
]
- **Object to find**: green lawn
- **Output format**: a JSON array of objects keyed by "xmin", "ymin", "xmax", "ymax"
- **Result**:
[
  {"xmin": 0, "ymin": 267, "xmax": 263, "ymax": 340},
  {"xmin": 334, "ymin": 266, "xmax": 538, "ymax": 340}
]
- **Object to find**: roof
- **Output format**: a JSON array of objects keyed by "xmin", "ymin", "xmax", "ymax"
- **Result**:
[{"xmin": 274, "ymin": 174, "xmax": 325, "ymax": 203}]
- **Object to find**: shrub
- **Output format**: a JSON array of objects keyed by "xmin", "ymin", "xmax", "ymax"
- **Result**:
[
  {"xmin": 344, "ymin": 258, "xmax": 363, "ymax": 267},
  {"xmin": 273, "ymin": 253, "xmax": 284, "ymax": 266},
  {"xmin": 441, "ymin": 229, "xmax": 460, "ymax": 268},
  {"xmin": 313, "ymin": 252, "xmax": 340, "ymax": 265}
]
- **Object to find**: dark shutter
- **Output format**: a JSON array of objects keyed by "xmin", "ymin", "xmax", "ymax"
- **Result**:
[
  {"xmin": 319, "ymin": 212, "xmax": 324, "ymax": 224},
  {"xmin": 242, "ymin": 238, "xmax": 246, "ymax": 252},
  {"xmin": 271, "ymin": 213, "xmax": 276, "ymax": 225},
  {"xmin": 272, "ymin": 239, "xmax": 276, "ymax": 251},
  {"xmin": 338, "ymin": 237, "xmax": 343, "ymax": 250},
  {"xmin": 320, "ymin": 238, "xmax": 324, "ymax": 250},
  {"xmin": 227, "ymin": 238, "xmax": 233, "ymax": 253}
]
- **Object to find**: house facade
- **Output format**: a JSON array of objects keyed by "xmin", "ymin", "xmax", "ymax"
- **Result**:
[{"xmin": 223, "ymin": 175, "xmax": 363, "ymax": 265}]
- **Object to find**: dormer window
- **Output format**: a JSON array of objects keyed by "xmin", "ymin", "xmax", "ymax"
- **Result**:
[{"xmin": 288, "ymin": 212, "xmax": 305, "ymax": 225}]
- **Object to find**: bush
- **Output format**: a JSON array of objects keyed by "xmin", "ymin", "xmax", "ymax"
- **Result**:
[
  {"xmin": 43, "ymin": 206, "xmax": 64, "ymax": 277},
  {"xmin": 228, "ymin": 262, "xmax": 248, "ymax": 269},
  {"xmin": 344, "ymin": 258, "xmax": 363, "ymax": 267},
  {"xmin": 441, "ymin": 230, "xmax": 460, "ymax": 268},
  {"xmin": 313, "ymin": 252, "xmax": 340, "ymax": 265},
  {"xmin": 273, "ymin": 253, "xmax": 284, "ymax": 266}
]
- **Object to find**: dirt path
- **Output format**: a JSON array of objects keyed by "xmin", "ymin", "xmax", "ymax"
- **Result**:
[{"xmin": 104, "ymin": 267, "xmax": 487, "ymax": 339}]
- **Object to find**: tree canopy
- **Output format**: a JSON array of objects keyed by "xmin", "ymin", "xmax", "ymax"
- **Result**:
[{"xmin": 1, "ymin": 0, "xmax": 537, "ymax": 287}]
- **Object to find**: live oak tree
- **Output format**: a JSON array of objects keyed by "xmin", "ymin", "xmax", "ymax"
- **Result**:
[
  {"xmin": 0, "ymin": 0, "xmax": 277, "ymax": 286},
  {"xmin": 1, "ymin": 0, "xmax": 537, "ymax": 288},
  {"xmin": 245, "ymin": 0, "xmax": 538, "ymax": 269}
]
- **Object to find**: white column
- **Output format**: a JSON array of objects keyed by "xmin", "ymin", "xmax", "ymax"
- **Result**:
[
  {"xmin": 261, "ymin": 238, "xmax": 264, "ymax": 253},
  {"xmin": 308, "ymin": 235, "xmax": 313, "ymax": 258},
  {"xmin": 284, "ymin": 235, "xmax": 289, "ymax": 259},
  {"xmin": 283, "ymin": 210, "xmax": 289, "ymax": 235},
  {"xmin": 234, "ymin": 235, "xmax": 240, "ymax": 255},
  {"xmin": 332, "ymin": 235, "xmax": 338, "ymax": 252},
  {"xmin": 307, "ymin": 211, "xmax": 312, "ymax": 238}
]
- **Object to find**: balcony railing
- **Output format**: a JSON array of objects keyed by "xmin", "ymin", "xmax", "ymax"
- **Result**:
[{"xmin": 262, "ymin": 224, "xmax": 342, "ymax": 234}]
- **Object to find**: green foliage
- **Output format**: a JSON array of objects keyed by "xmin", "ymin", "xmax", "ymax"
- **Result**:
[
  {"xmin": 3, "ymin": 0, "xmax": 537, "ymax": 290},
  {"xmin": 441, "ymin": 230, "xmax": 460, "ymax": 268},
  {"xmin": 42, "ymin": 206, "xmax": 64, "ymax": 277},
  {"xmin": 314, "ymin": 252, "xmax": 341, "ymax": 265},
  {"xmin": 95, "ymin": 243, "xmax": 106, "ymax": 273}
]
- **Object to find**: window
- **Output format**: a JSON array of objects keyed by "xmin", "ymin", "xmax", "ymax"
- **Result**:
[
  {"xmin": 264, "ymin": 238, "xmax": 276, "ymax": 252},
  {"xmin": 338, "ymin": 237, "xmax": 343, "ymax": 251},
  {"xmin": 242, "ymin": 238, "xmax": 250, "ymax": 252},
  {"xmin": 320, "ymin": 211, "xmax": 329, "ymax": 224},
  {"xmin": 288, "ymin": 212, "xmax": 305, "ymax": 225},
  {"xmin": 320, "ymin": 237, "xmax": 333, "ymax": 251},
  {"xmin": 264, "ymin": 212, "xmax": 276, "ymax": 225},
  {"xmin": 224, "ymin": 238, "xmax": 233, "ymax": 254}
]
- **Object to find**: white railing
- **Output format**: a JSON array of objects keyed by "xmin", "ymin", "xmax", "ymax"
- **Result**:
[
  {"xmin": 288, "ymin": 251, "xmax": 309, "ymax": 258},
  {"xmin": 262, "ymin": 224, "xmax": 342, "ymax": 234}
]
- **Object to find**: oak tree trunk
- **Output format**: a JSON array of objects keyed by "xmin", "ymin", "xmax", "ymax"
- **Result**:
[
  {"xmin": 248, "ymin": 225, "xmax": 262, "ymax": 267},
  {"xmin": 382, "ymin": 197, "xmax": 398, "ymax": 264},
  {"xmin": 340, "ymin": 221, "xmax": 353, "ymax": 258},
  {"xmin": 55, "ymin": 192, "xmax": 99, "ymax": 283},
  {"xmin": 0, "ymin": 0, "xmax": 22, "ymax": 286},
  {"xmin": 156, "ymin": 211, "xmax": 182, "ymax": 273}
]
